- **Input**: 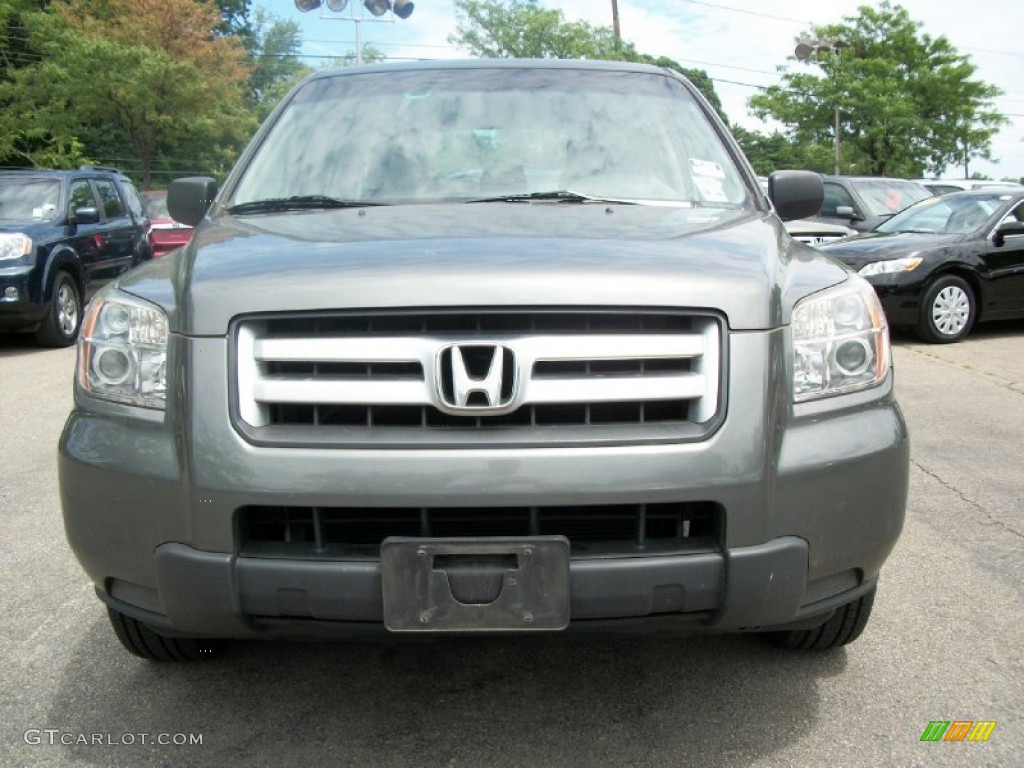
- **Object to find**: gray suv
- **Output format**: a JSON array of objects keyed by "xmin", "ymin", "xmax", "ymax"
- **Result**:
[{"xmin": 59, "ymin": 60, "xmax": 908, "ymax": 660}]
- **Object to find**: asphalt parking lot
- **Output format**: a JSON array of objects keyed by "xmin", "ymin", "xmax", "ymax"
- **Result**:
[{"xmin": 1, "ymin": 322, "xmax": 1021, "ymax": 767}]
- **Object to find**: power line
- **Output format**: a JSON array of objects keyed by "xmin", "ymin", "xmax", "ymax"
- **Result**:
[{"xmin": 674, "ymin": 0, "xmax": 809, "ymax": 25}]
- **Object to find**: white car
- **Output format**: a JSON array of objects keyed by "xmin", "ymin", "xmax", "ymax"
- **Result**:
[{"xmin": 915, "ymin": 179, "xmax": 1023, "ymax": 195}]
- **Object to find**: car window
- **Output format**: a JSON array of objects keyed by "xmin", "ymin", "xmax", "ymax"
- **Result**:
[
  {"xmin": 850, "ymin": 180, "xmax": 931, "ymax": 216},
  {"xmin": 998, "ymin": 201, "xmax": 1024, "ymax": 225},
  {"xmin": 0, "ymin": 178, "xmax": 61, "ymax": 221},
  {"xmin": 877, "ymin": 192, "xmax": 1008, "ymax": 234},
  {"xmin": 94, "ymin": 180, "xmax": 126, "ymax": 219},
  {"xmin": 821, "ymin": 182, "xmax": 857, "ymax": 217},
  {"xmin": 68, "ymin": 180, "xmax": 96, "ymax": 214},
  {"xmin": 120, "ymin": 181, "xmax": 146, "ymax": 221},
  {"xmin": 232, "ymin": 68, "xmax": 752, "ymax": 209}
]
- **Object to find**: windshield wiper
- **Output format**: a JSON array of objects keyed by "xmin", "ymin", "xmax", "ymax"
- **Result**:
[
  {"xmin": 466, "ymin": 190, "xmax": 639, "ymax": 205},
  {"xmin": 227, "ymin": 195, "xmax": 385, "ymax": 215}
]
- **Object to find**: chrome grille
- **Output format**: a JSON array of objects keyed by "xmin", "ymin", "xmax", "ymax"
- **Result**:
[{"xmin": 233, "ymin": 311, "xmax": 724, "ymax": 447}]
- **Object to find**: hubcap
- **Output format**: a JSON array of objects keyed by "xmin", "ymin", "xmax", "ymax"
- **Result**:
[
  {"xmin": 56, "ymin": 282, "xmax": 79, "ymax": 336},
  {"xmin": 932, "ymin": 285, "xmax": 970, "ymax": 336}
]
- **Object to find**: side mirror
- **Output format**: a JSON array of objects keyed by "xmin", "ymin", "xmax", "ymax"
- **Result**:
[
  {"xmin": 767, "ymin": 171, "xmax": 824, "ymax": 221},
  {"xmin": 167, "ymin": 177, "xmax": 218, "ymax": 227},
  {"xmin": 71, "ymin": 206, "xmax": 100, "ymax": 224},
  {"xmin": 993, "ymin": 220, "xmax": 1024, "ymax": 247}
]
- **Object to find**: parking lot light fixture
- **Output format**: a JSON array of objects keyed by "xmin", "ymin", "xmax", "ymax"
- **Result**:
[{"xmin": 296, "ymin": 0, "xmax": 416, "ymax": 65}]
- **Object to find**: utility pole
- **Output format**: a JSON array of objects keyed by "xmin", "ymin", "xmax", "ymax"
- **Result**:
[{"xmin": 611, "ymin": 0, "xmax": 621, "ymax": 41}]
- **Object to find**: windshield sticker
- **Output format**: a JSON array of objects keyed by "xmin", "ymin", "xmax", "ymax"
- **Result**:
[
  {"xmin": 694, "ymin": 176, "xmax": 728, "ymax": 203},
  {"xmin": 690, "ymin": 159, "xmax": 725, "ymax": 179}
]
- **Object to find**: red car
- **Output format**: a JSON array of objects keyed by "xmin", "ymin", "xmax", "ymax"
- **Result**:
[{"xmin": 142, "ymin": 190, "xmax": 192, "ymax": 258}]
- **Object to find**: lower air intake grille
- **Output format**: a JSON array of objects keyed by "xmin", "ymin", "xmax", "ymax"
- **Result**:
[{"xmin": 238, "ymin": 502, "xmax": 722, "ymax": 559}]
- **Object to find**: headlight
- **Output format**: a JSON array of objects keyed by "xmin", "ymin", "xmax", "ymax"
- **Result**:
[
  {"xmin": 858, "ymin": 256, "xmax": 922, "ymax": 276},
  {"xmin": 792, "ymin": 279, "xmax": 890, "ymax": 402},
  {"xmin": 0, "ymin": 233, "xmax": 32, "ymax": 260},
  {"xmin": 77, "ymin": 294, "xmax": 168, "ymax": 409}
]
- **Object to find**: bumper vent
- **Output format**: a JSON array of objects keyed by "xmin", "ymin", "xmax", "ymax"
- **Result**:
[{"xmin": 238, "ymin": 502, "xmax": 722, "ymax": 559}]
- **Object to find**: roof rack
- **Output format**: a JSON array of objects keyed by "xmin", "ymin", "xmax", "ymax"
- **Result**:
[{"xmin": 78, "ymin": 164, "xmax": 123, "ymax": 174}]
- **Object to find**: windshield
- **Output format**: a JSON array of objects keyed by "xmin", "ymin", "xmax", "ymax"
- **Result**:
[
  {"xmin": 876, "ymin": 193, "xmax": 1009, "ymax": 235},
  {"xmin": 851, "ymin": 180, "xmax": 931, "ymax": 216},
  {"xmin": 231, "ymin": 67, "xmax": 752, "ymax": 209},
  {"xmin": 0, "ymin": 178, "xmax": 61, "ymax": 222}
]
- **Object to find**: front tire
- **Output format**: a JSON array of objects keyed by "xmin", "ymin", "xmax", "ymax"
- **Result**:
[
  {"xmin": 767, "ymin": 587, "xmax": 876, "ymax": 650},
  {"xmin": 107, "ymin": 608, "xmax": 219, "ymax": 662},
  {"xmin": 35, "ymin": 270, "xmax": 81, "ymax": 347},
  {"xmin": 915, "ymin": 274, "xmax": 975, "ymax": 343}
]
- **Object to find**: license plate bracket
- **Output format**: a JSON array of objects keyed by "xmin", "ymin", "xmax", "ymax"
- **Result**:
[{"xmin": 381, "ymin": 537, "xmax": 570, "ymax": 632}]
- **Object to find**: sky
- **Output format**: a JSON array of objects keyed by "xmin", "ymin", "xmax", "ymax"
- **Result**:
[{"xmin": 263, "ymin": 0, "xmax": 1024, "ymax": 181}]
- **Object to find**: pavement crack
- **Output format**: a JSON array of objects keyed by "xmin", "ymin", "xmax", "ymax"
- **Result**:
[
  {"xmin": 912, "ymin": 459, "xmax": 1024, "ymax": 540},
  {"xmin": 900, "ymin": 346, "xmax": 1022, "ymax": 394}
]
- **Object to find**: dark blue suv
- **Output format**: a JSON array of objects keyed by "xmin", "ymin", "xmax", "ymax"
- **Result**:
[{"xmin": 0, "ymin": 167, "xmax": 150, "ymax": 346}]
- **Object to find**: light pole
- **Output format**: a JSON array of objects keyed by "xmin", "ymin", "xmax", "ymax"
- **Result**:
[
  {"xmin": 795, "ymin": 39, "xmax": 843, "ymax": 176},
  {"xmin": 295, "ymin": 0, "xmax": 415, "ymax": 66}
]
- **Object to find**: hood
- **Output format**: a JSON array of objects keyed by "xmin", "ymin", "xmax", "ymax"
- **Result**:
[
  {"xmin": 118, "ymin": 203, "xmax": 850, "ymax": 335},
  {"xmin": 0, "ymin": 219, "xmax": 63, "ymax": 239},
  {"xmin": 820, "ymin": 231, "xmax": 962, "ymax": 270}
]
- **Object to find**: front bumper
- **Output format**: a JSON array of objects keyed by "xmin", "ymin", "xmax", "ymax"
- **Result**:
[
  {"xmin": 59, "ymin": 329, "xmax": 909, "ymax": 638},
  {"xmin": 0, "ymin": 268, "xmax": 44, "ymax": 329},
  {"xmin": 95, "ymin": 538, "xmax": 877, "ymax": 638}
]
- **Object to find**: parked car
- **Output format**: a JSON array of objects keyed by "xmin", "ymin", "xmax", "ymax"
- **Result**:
[
  {"xmin": 784, "ymin": 219, "xmax": 857, "ymax": 246},
  {"xmin": 0, "ymin": 166, "xmax": 150, "ymax": 346},
  {"xmin": 60, "ymin": 60, "xmax": 908, "ymax": 660},
  {"xmin": 820, "ymin": 189, "xmax": 1024, "ymax": 342},
  {"xmin": 142, "ymin": 189, "xmax": 193, "ymax": 258},
  {"xmin": 914, "ymin": 179, "xmax": 1024, "ymax": 196},
  {"xmin": 812, "ymin": 175, "xmax": 932, "ymax": 232}
]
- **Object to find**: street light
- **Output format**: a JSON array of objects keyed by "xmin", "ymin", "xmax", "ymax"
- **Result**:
[
  {"xmin": 795, "ymin": 39, "xmax": 843, "ymax": 176},
  {"xmin": 295, "ymin": 0, "xmax": 415, "ymax": 66}
]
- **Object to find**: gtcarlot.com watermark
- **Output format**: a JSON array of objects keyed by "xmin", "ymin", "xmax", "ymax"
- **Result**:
[{"xmin": 24, "ymin": 729, "xmax": 202, "ymax": 747}]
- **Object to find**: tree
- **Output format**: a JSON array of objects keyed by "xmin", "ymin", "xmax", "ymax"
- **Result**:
[
  {"xmin": 451, "ymin": 0, "xmax": 624, "ymax": 60},
  {"xmin": 731, "ymin": 127, "xmax": 833, "ymax": 177},
  {"xmin": 748, "ymin": 2, "xmax": 1006, "ymax": 177},
  {"xmin": 0, "ymin": 0, "xmax": 256, "ymax": 185},
  {"xmin": 249, "ymin": 8, "xmax": 312, "ymax": 120},
  {"xmin": 215, "ymin": 0, "xmax": 253, "ymax": 44},
  {"xmin": 449, "ymin": 0, "xmax": 727, "ymax": 123}
]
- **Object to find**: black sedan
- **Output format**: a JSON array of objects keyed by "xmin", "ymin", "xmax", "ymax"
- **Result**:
[{"xmin": 820, "ymin": 189, "xmax": 1024, "ymax": 342}]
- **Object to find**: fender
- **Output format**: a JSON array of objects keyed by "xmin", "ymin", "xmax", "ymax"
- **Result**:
[{"xmin": 40, "ymin": 244, "xmax": 84, "ymax": 304}]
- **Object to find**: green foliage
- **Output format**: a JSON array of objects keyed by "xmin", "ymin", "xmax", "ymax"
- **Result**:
[
  {"xmin": 748, "ymin": 1, "xmax": 1006, "ymax": 177},
  {"xmin": 324, "ymin": 44, "xmax": 388, "ymax": 69},
  {"xmin": 216, "ymin": 0, "xmax": 254, "ymax": 44},
  {"xmin": 0, "ymin": 0, "xmax": 255, "ymax": 185},
  {"xmin": 731, "ymin": 127, "xmax": 832, "ymax": 176},
  {"xmin": 451, "ymin": 0, "xmax": 624, "ymax": 60},
  {"xmin": 449, "ymin": 1, "xmax": 727, "ymax": 123},
  {"xmin": 249, "ymin": 8, "xmax": 312, "ymax": 120}
]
